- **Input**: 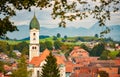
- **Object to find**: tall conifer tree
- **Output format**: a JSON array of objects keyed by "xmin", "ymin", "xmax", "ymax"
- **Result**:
[{"xmin": 40, "ymin": 52, "xmax": 60, "ymax": 77}]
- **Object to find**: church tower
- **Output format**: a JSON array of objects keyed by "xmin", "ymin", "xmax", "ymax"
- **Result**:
[{"xmin": 29, "ymin": 13, "xmax": 40, "ymax": 61}]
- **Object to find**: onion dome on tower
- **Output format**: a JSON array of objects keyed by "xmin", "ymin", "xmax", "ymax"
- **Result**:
[{"xmin": 29, "ymin": 13, "xmax": 40, "ymax": 30}]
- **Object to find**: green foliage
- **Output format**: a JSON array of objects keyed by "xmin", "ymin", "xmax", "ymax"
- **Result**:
[
  {"xmin": 40, "ymin": 42, "xmax": 46, "ymax": 52},
  {"xmin": 116, "ymin": 52, "xmax": 120, "ymax": 57},
  {"xmin": 41, "ymin": 52, "xmax": 60, "ymax": 77},
  {"xmin": 98, "ymin": 71, "xmax": 109, "ymax": 77},
  {"xmin": 0, "ymin": 17, "xmax": 18, "ymax": 39},
  {"xmin": 0, "ymin": 41, "xmax": 9, "ymax": 52},
  {"xmin": 64, "ymin": 35, "xmax": 67, "ymax": 40},
  {"xmin": 57, "ymin": 33, "xmax": 61, "ymax": 38},
  {"xmin": 54, "ymin": 40, "xmax": 62, "ymax": 50},
  {"xmin": 45, "ymin": 41, "xmax": 53, "ymax": 50},
  {"xmin": 95, "ymin": 34, "xmax": 99, "ymax": 38},
  {"xmin": 11, "ymin": 54, "xmax": 29, "ymax": 77},
  {"xmin": 80, "ymin": 43, "xmax": 91, "ymax": 54},
  {"xmin": 100, "ymin": 50, "xmax": 110, "ymax": 60},
  {"xmin": 76, "ymin": 37, "xmax": 85, "ymax": 42},
  {"xmin": 91, "ymin": 43, "xmax": 105, "ymax": 56},
  {"xmin": 64, "ymin": 47, "xmax": 73, "ymax": 59},
  {"xmin": 0, "ymin": 61, "xmax": 4, "ymax": 72},
  {"xmin": 100, "ymin": 50, "xmax": 119, "ymax": 60},
  {"xmin": 14, "ymin": 41, "xmax": 29, "ymax": 54},
  {"xmin": 53, "ymin": 36, "xmax": 57, "ymax": 41},
  {"xmin": 62, "ymin": 38, "xmax": 66, "ymax": 42},
  {"xmin": 103, "ymin": 37, "xmax": 114, "ymax": 43},
  {"xmin": 7, "ymin": 45, "xmax": 16, "ymax": 58},
  {"xmin": 0, "ymin": 41, "xmax": 17, "ymax": 58},
  {"xmin": 21, "ymin": 47, "xmax": 29, "ymax": 55},
  {"xmin": 109, "ymin": 51, "xmax": 119, "ymax": 59}
]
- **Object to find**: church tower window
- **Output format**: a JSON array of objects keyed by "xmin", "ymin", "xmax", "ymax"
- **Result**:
[
  {"xmin": 32, "ymin": 46, "xmax": 37, "ymax": 49},
  {"xmin": 32, "ymin": 47, "xmax": 34, "ymax": 49},
  {"xmin": 33, "ymin": 33, "xmax": 36, "ymax": 36},
  {"xmin": 35, "ymin": 47, "xmax": 37, "ymax": 49}
]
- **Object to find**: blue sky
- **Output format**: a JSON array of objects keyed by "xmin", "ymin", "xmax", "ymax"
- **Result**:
[{"xmin": 10, "ymin": 6, "xmax": 120, "ymax": 28}]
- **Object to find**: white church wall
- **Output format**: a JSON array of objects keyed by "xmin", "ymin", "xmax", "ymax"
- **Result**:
[{"xmin": 30, "ymin": 28, "xmax": 39, "ymax": 44}]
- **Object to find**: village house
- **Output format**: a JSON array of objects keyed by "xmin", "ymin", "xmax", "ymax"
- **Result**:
[
  {"xmin": 13, "ymin": 50, "xmax": 21, "ymax": 57},
  {"xmin": 0, "ymin": 53, "xmax": 8, "ymax": 60}
]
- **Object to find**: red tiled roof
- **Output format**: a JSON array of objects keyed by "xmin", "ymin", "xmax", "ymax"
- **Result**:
[
  {"xmin": 74, "ymin": 64, "xmax": 84, "ymax": 67},
  {"xmin": 30, "ymin": 49, "xmax": 50, "ymax": 67},
  {"xmin": 4, "ymin": 65, "xmax": 11, "ymax": 71},
  {"xmin": 70, "ymin": 46, "xmax": 88, "ymax": 58},
  {"xmin": 109, "ymin": 74, "xmax": 120, "ymax": 77},
  {"xmin": 30, "ymin": 49, "xmax": 65, "ymax": 67},
  {"xmin": 11, "ymin": 63, "xmax": 17, "ymax": 67},
  {"xmin": 65, "ymin": 61, "xmax": 74, "ymax": 73},
  {"xmin": 114, "ymin": 59, "xmax": 120, "ymax": 66},
  {"xmin": 55, "ymin": 56, "xmax": 65, "ymax": 65}
]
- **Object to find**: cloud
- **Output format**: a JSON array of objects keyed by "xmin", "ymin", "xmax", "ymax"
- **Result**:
[{"xmin": 10, "ymin": 5, "xmax": 120, "ymax": 28}]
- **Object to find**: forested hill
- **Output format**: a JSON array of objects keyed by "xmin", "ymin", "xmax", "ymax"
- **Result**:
[{"xmin": 6, "ymin": 22, "xmax": 120, "ymax": 41}]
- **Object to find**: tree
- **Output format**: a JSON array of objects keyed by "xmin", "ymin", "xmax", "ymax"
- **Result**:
[
  {"xmin": 62, "ymin": 38, "xmax": 66, "ymax": 42},
  {"xmin": 76, "ymin": 37, "xmax": 84, "ymax": 42},
  {"xmin": 100, "ymin": 50, "xmax": 110, "ymax": 60},
  {"xmin": 91, "ymin": 43, "xmax": 105, "ymax": 56},
  {"xmin": 116, "ymin": 52, "xmax": 120, "ymax": 57},
  {"xmin": 57, "ymin": 33, "xmax": 61, "ymax": 38},
  {"xmin": 14, "ymin": 41, "xmax": 29, "ymax": 53},
  {"xmin": 0, "ymin": 61, "xmax": 4, "ymax": 72},
  {"xmin": 45, "ymin": 41, "xmax": 53, "ymax": 50},
  {"xmin": 40, "ymin": 42, "xmax": 46, "ymax": 52},
  {"xmin": 80, "ymin": 43, "xmax": 91, "ymax": 55},
  {"xmin": 54, "ymin": 40, "xmax": 62, "ymax": 50},
  {"xmin": 40, "ymin": 52, "xmax": 60, "ymax": 77},
  {"xmin": 0, "ymin": 41, "xmax": 9, "ymax": 52},
  {"xmin": 53, "ymin": 36, "xmax": 57, "ymax": 41},
  {"xmin": 11, "ymin": 54, "xmax": 29, "ymax": 77},
  {"xmin": 21, "ymin": 47, "xmax": 29, "ymax": 55},
  {"xmin": 0, "ymin": 0, "xmax": 120, "ymax": 38},
  {"xmin": 0, "ymin": 17, "xmax": 18, "ymax": 39},
  {"xmin": 95, "ymin": 34, "xmax": 99, "ymax": 38},
  {"xmin": 98, "ymin": 71, "xmax": 109, "ymax": 77},
  {"xmin": 64, "ymin": 35, "xmax": 67, "ymax": 40}
]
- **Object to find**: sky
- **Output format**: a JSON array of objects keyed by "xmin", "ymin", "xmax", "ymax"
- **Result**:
[{"xmin": 9, "ymin": 6, "xmax": 120, "ymax": 29}]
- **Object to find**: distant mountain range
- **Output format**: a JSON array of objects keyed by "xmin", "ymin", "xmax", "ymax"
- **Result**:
[{"xmin": 6, "ymin": 22, "xmax": 120, "ymax": 41}]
